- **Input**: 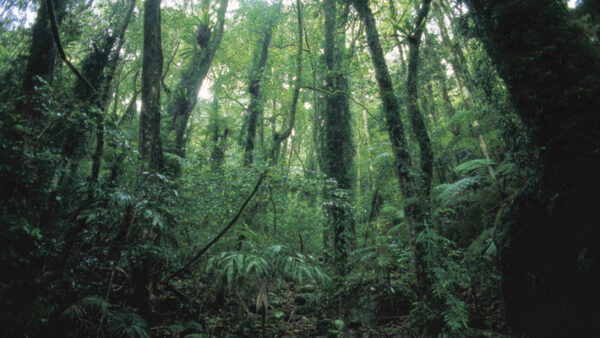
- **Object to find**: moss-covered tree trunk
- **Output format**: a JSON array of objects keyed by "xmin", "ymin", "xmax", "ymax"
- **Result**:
[
  {"xmin": 352, "ymin": 0, "xmax": 432, "ymax": 302},
  {"xmin": 168, "ymin": 0, "xmax": 228, "ymax": 157},
  {"xmin": 322, "ymin": 0, "xmax": 354, "ymax": 272},
  {"xmin": 465, "ymin": 0, "xmax": 600, "ymax": 335},
  {"xmin": 243, "ymin": 5, "xmax": 279, "ymax": 167},
  {"xmin": 208, "ymin": 76, "xmax": 228, "ymax": 169},
  {"xmin": 406, "ymin": 0, "xmax": 433, "ymax": 198},
  {"xmin": 89, "ymin": 0, "xmax": 135, "ymax": 184},
  {"xmin": 17, "ymin": 0, "xmax": 67, "ymax": 153},
  {"xmin": 19, "ymin": 0, "xmax": 67, "ymax": 117},
  {"xmin": 139, "ymin": 0, "xmax": 164, "ymax": 172}
]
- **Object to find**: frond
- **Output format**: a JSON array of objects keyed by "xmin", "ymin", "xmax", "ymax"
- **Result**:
[
  {"xmin": 454, "ymin": 158, "xmax": 495, "ymax": 176},
  {"xmin": 436, "ymin": 176, "xmax": 487, "ymax": 205},
  {"xmin": 106, "ymin": 310, "xmax": 149, "ymax": 338}
]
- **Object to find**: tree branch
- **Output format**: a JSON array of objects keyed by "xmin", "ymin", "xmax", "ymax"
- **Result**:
[{"xmin": 46, "ymin": 0, "xmax": 97, "ymax": 95}]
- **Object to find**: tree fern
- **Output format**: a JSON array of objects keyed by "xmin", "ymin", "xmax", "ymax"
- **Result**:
[
  {"xmin": 436, "ymin": 176, "xmax": 486, "ymax": 205},
  {"xmin": 454, "ymin": 158, "xmax": 495, "ymax": 176}
]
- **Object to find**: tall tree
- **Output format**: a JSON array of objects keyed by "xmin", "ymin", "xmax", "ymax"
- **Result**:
[
  {"xmin": 352, "ymin": 0, "xmax": 432, "ymax": 304},
  {"xmin": 465, "ymin": 0, "xmax": 600, "ymax": 335},
  {"xmin": 168, "ymin": 0, "xmax": 228, "ymax": 157},
  {"xmin": 405, "ymin": 0, "xmax": 433, "ymax": 197},
  {"xmin": 89, "ymin": 0, "xmax": 135, "ymax": 183},
  {"xmin": 139, "ymin": 0, "xmax": 164, "ymax": 171},
  {"xmin": 17, "ymin": 0, "xmax": 67, "ymax": 150},
  {"xmin": 243, "ymin": 3, "xmax": 280, "ymax": 166},
  {"xmin": 322, "ymin": 0, "xmax": 354, "ymax": 271}
]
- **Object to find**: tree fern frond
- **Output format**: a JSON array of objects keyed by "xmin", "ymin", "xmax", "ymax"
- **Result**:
[
  {"xmin": 437, "ymin": 176, "xmax": 486, "ymax": 205},
  {"xmin": 454, "ymin": 158, "xmax": 495, "ymax": 176}
]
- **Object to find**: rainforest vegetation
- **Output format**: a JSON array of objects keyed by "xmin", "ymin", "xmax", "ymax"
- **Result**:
[{"xmin": 1, "ymin": 0, "xmax": 599, "ymax": 336}]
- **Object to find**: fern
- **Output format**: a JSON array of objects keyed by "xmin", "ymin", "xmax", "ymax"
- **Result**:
[
  {"xmin": 206, "ymin": 245, "xmax": 331, "ymax": 288},
  {"xmin": 495, "ymin": 161, "xmax": 516, "ymax": 178},
  {"xmin": 454, "ymin": 158, "xmax": 495, "ymax": 176},
  {"xmin": 168, "ymin": 323, "xmax": 186, "ymax": 336},
  {"xmin": 185, "ymin": 320, "xmax": 205, "ymax": 331},
  {"xmin": 59, "ymin": 296, "xmax": 111, "ymax": 333},
  {"xmin": 436, "ymin": 177, "xmax": 486, "ymax": 205},
  {"xmin": 106, "ymin": 311, "xmax": 149, "ymax": 338}
]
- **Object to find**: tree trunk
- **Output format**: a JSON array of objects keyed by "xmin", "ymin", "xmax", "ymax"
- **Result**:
[
  {"xmin": 322, "ymin": 0, "xmax": 355, "ymax": 273},
  {"xmin": 465, "ymin": 0, "xmax": 600, "ymax": 335},
  {"xmin": 19, "ymin": 0, "xmax": 67, "ymax": 119},
  {"xmin": 352, "ymin": 0, "xmax": 431, "ymax": 303},
  {"xmin": 406, "ymin": 0, "xmax": 433, "ymax": 198},
  {"xmin": 209, "ymin": 77, "xmax": 228, "ymax": 169},
  {"xmin": 139, "ymin": 0, "xmax": 164, "ymax": 172},
  {"xmin": 90, "ymin": 0, "xmax": 136, "ymax": 184},
  {"xmin": 243, "ymin": 4, "xmax": 279, "ymax": 166},
  {"xmin": 168, "ymin": 0, "xmax": 228, "ymax": 157}
]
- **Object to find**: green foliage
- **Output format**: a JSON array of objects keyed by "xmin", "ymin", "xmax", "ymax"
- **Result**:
[
  {"xmin": 435, "ymin": 176, "xmax": 486, "ymax": 205},
  {"xmin": 454, "ymin": 158, "xmax": 495, "ymax": 176},
  {"xmin": 57, "ymin": 297, "xmax": 149, "ymax": 338},
  {"xmin": 106, "ymin": 311, "xmax": 149, "ymax": 338},
  {"xmin": 409, "ymin": 225, "xmax": 470, "ymax": 336},
  {"xmin": 206, "ymin": 245, "xmax": 331, "ymax": 288}
]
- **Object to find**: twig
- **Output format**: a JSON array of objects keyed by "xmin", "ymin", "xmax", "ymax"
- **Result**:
[{"xmin": 222, "ymin": 90, "xmax": 247, "ymax": 110}]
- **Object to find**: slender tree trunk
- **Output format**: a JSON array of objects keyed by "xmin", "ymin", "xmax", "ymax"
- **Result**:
[
  {"xmin": 406, "ymin": 0, "xmax": 433, "ymax": 198},
  {"xmin": 243, "ymin": 4, "xmax": 279, "ymax": 166},
  {"xmin": 465, "ymin": 0, "xmax": 600, "ymax": 335},
  {"xmin": 139, "ymin": 0, "xmax": 164, "ymax": 172},
  {"xmin": 90, "ymin": 0, "xmax": 136, "ymax": 184},
  {"xmin": 119, "ymin": 71, "xmax": 140, "ymax": 125},
  {"xmin": 209, "ymin": 77, "xmax": 228, "ymax": 169}
]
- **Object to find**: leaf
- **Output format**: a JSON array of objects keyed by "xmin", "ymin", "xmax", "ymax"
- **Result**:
[
  {"xmin": 454, "ymin": 158, "xmax": 495, "ymax": 176},
  {"xmin": 437, "ymin": 177, "xmax": 485, "ymax": 204},
  {"xmin": 226, "ymin": 261, "xmax": 234, "ymax": 284}
]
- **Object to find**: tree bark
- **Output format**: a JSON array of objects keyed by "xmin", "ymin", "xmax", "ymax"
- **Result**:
[
  {"xmin": 406, "ymin": 0, "xmax": 433, "ymax": 198},
  {"xmin": 465, "ymin": 0, "xmax": 600, "ymax": 335},
  {"xmin": 20, "ymin": 0, "xmax": 67, "ymax": 116},
  {"xmin": 352, "ymin": 0, "xmax": 431, "ymax": 303},
  {"xmin": 139, "ymin": 0, "xmax": 164, "ymax": 172},
  {"xmin": 322, "ymin": 0, "xmax": 354, "ymax": 273},
  {"xmin": 243, "ymin": 4, "xmax": 279, "ymax": 166},
  {"xmin": 168, "ymin": 0, "xmax": 228, "ymax": 157},
  {"xmin": 90, "ymin": 0, "xmax": 136, "ymax": 183}
]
